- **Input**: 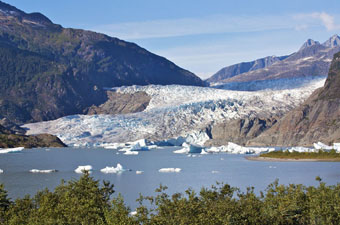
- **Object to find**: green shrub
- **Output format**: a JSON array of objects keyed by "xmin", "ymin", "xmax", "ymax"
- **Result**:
[{"xmin": 1, "ymin": 175, "xmax": 340, "ymax": 224}]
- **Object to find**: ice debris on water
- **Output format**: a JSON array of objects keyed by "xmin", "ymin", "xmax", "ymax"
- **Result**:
[
  {"xmin": 0, "ymin": 147, "xmax": 24, "ymax": 154},
  {"xmin": 159, "ymin": 168, "xmax": 181, "ymax": 173},
  {"xmin": 75, "ymin": 165, "xmax": 92, "ymax": 174},
  {"xmin": 123, "ymin": 150, "xmax": 138, "ymax": 155},
  {"xmin": 136, "ymin": 170, "xmax": 144, "ymax": 174},
  {"xmin": 0, "ymin": 169, "xmax": 3, "ymax": 173},
  {"xmin": 103, "ymin": 143, "xmax": 126, "ymax": 149},
  {"xmin": 100, "ymin": 164, "xmax": 124, "ymax": 174},
  {"xmin": 29, "ymin": 169, "xmax": 58, "ymax": 173},
  {"xmin": 313, "ymin": 142, "xmax": 340, "ymax": 152},
  {"xmin": 104, "ymin": 139, "xmax": 155, "ymax": 154}
]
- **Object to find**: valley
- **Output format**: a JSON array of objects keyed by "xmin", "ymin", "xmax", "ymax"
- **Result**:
[{"xmin": 1, "ymin": 1, "xmax": 340, "ymax": 223}]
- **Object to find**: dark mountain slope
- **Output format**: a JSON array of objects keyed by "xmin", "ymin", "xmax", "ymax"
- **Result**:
[{"xmin": 0, "ymin": 1, "xmax": 204, "ymax": 123}]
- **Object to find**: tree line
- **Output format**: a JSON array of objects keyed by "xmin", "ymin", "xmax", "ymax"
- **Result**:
[{"xmin": 0, "ymin": 174, "xmax": 339, "ymax": 224}]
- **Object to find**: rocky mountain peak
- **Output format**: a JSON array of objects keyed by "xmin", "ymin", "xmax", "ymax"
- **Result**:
[
  {"xmin": 323, "ymin": 34, "xmax": 340, "ymax": 48},
  {"xmin": 299, "ymin": 39, "xmax": 320, "ymax": 50},
  {"xmin": 0, "ymin": 0, "xmax": 52, "ymax": 26},
  {"xmin": 0, "ymin": 1, "xmax": 20, "ymax": 14}
]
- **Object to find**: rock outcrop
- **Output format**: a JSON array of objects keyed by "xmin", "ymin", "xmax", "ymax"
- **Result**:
[
  {"xmin": 0, "ymin": 122, "xmax": 66, "ymax": 148},
  {"xmin": 0, "ymin": 133, "xmax": 67, "ymax": 148},
  {"xmin": 86, "ymin": 91, "xmax": 151, "ymax": 115},
  {"xmin": 248, "ymin": 52, "xmax": 340, "ymax": 146},
  {"xmin": 204, "ymin": 117, "xmax": 278, "ymax": 146}
]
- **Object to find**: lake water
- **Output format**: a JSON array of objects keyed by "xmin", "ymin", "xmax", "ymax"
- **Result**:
[{"xmin": 1, "ymin": 147, "xmax": 340, "ymax": 209}]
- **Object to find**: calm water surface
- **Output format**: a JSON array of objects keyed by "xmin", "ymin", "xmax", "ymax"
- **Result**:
[{"xmin": 0, "ymin": 147, "xmax": 340, "ymax": 209}]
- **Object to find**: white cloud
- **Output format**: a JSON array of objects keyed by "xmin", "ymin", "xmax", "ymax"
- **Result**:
[
  {"xmin": 91, "ymin": 14, "xmax": 295, "ymax": 40},
  {"xmin": 294, "ymin": 12, "xmax": 340, "ymax": 31},
  {"xmin": 316, "ymin": 12, "xmax": 338, "ymax": 30},
  {"xmin": 87, "ymin": 12, "xmax": 339, "ymax": 79}
]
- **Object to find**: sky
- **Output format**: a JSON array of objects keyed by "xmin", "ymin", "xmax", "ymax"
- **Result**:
[{"xmin": 4, "ymin": 0, "xmax": 340, "ymax": 79}]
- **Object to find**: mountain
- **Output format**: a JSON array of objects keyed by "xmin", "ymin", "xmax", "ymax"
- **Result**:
[
  {"xmin": 323, "ymin": 34, "xmax": 340, "ymax": 48},
  {"xmin": 206, "ymin": 55, "xmax": 288, "ymax": 84},
  {"xmin": 299, "ymin": 39, "xmax": 320, "ymax": 50},
  {"xmin": 0, "ymin": 1, "xmax": 204, "ymax": 124},
  {"xmin": 208, "ymin": 35, "xmax": 340, "ymax": 84},
  {"xmin": 248, "ymin": 51, "xmax": 340, "ymax": 146}
]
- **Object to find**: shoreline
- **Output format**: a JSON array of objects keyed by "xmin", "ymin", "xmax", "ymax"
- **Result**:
[{"xmin": 245, "ymin": 156, "xmax": 340, "ymax": 162}]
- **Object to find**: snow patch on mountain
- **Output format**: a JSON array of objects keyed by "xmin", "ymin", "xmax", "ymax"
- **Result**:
[{"xmin": 23, "ymin": 78, "xmax": 325, "ymax": 146}]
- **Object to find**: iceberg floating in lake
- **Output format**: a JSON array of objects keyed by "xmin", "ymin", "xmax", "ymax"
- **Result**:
[
  {"xmin": 103, "ymin": 143, "xmax": 126, "ymax": 149},
  {"xmin": 159, "ymin": 168, "xmax": 181, "ymax": 173},
  {"xmin": 114, "ymin": 139, "xmax": 155, "ymax": 152},
  {"xmin": 136, "ymin": 170, "xmax": 144, "ymax": 174},
  {"xmin": 313, "ymin": 142, "xmax": 340, "ymax": 152},
  {"xmin": 334, "ymin": 143, "xmax": 340, "ymax": 152},
  {"xmin": 189, "ymin": 144, "xmax": 204, "ymax": 153},
  {"xmin": 158, "ymin": 130, "xmax": 210, "ymax": 147},
  {"xmin": 173, "ymin": 142, "xmax": 205, "ymax": 154},
  {"xmin": 173, "ymin": 147, "xmax": 189, "ymax": 154},
  {"xmin": 123, "ymin": 150, "xmax": 138, "ymax": 155},
  {"xmin": 204, "ymin": 142, "xmax": 275, "ymax": 154},
  {"xmin": 100, "ymin": 164, "xmax": 124, "ymax": 174},
  {"xmin": 0, "ymin": 147, "xmax": 24, "ymax": 154},
  {"xmin": 75, "ymin": 165, "xmax": 93, "ymax": 173},
  {"xmin": 29, "ymin": 169, "xmax": 58, "ymax": 173},
  {"xmin": 200, "ymin": 149, "xmax": 209, "ymax": 155},
  {"xmin": 313, "ymin": 142, "xmax": 333, "ymax": 151},
  {"xmin": 287, "ymin": 146, "xmax": 315, "ymax": 153},
  {"xmin": 0, "ymin": 169, "xmax": 3, "ymax": 173}
]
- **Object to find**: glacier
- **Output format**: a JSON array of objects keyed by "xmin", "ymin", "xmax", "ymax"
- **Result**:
[{"xmin": 23, "ymin": 78, "xmax": 326, "ymax": 147}]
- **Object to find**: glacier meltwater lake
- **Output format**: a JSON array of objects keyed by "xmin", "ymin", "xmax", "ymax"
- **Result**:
[{"xmin": 1, "ymin": 147, "xmax": 340, "ymax": 209}]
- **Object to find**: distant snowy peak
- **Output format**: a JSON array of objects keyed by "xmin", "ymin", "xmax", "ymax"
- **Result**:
[
  {"xmin": 323, "ymin": 34, "xmax": 340, "ymax": 48},
  {"xmin": 300, "ymin": 35, "xmax": 340, "ymax": 50},
  {"xmin": 299, "ymin": 39, "xmax": 320, "ymax": 50}
]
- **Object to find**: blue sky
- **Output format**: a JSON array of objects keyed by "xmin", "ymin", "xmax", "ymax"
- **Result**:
[{"xmin": 5, "ymin": 0, "xmax": 340, "ymax": 79}]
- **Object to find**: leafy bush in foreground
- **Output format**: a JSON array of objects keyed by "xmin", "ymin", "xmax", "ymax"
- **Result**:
[{"xmin": 0, "ymin": 175, "xmax": 340, "ymax": 224}]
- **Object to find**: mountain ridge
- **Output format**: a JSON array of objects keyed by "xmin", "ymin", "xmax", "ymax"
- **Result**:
[
  {"xmin": 0, "ymin": 1, "xmax": 204, "ymax": 124},
  {"xmin": 208, "ymin": 35, "xmax": 340, "ymax": 85},
  {"xmin": 206, "ymin": 55, "xmax": 288, "ymax": 83}
]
